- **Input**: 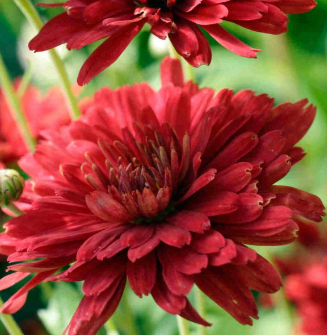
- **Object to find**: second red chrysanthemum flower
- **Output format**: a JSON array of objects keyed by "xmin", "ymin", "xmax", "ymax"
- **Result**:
[{"xmin": 29, "ymin": 0, "xmax": 316, "ymax": 84}]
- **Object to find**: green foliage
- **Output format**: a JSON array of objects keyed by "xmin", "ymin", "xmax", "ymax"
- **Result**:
[{"xmin": 38, "ymin": 283, "xmax": 82, "ymax": 335}]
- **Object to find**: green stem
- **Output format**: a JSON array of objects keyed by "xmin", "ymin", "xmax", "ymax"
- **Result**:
[
  {"xmin": 4, "ymin": 203, "xmax": 24, "ymax": 217},
  {"xmin": 167, "ymin": 41, "xmax": 180, "ymax": 59},
  {"xmin": 195, "ymin": 287, "xmax": 207, "ymax": 335},
  {"xmin": 0, "ymin": 297, "xmax": 25, "ymax": 335},
  {"xmin": 0, "ymin": 52, "xmax": 35, "ymax": 152},
  {"xmin": 13, "ymin": 0, "xmax": 81, "ymax": 120},
  {"xmin": 105, "ymin": 319, "xmax": 119, "ymax": 335},
  {"xmin": 120, "ymin": 294, "xmax": 138, "ymax": 335},
  {"xmin": 176, "ymin": 316, "xmax": 190, "ymax": 335},
  {"xmin": 17, "ymin": 61, "xmax": 34, "ymax": 98},
  {"xmin": 182, "ymin": 59, "xmax": 195, "ymax": 82}
]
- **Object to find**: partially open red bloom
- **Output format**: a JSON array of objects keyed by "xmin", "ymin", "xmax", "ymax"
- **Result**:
[
  {"xmin": 30, "ymin": 0, "xmax": 316, "ymax": 85},
  {"xmin": 0, "ymin": 81, "xmax": 71, "ymax": 165},
  {"xmin": 0, "ymin": 58, "xmax": 324, "ymax": 335}
]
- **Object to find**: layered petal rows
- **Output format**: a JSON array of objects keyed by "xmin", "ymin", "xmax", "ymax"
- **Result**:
[
  {"xmin": 0, "ymin": 57, "xmax": 324, "ymax": 335},
  {"xmin": 29, "ymin": 0, "xmax": 316, "ymax": 84}
]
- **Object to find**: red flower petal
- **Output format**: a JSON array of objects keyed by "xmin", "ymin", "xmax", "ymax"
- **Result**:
[
  {"xmin": 202, "ymin": 24, "xmax": 260, "ymax": 58},
  {"xmin": 167, "ymin": 210, "xmax": 210, "ymax": 233},
  {"xmin": 77, "ymin": 22, "xmax": 145, "ymax": 85},
  {"xmin": 127, "ymin": 252, "xmax": 157, "ymax": 297}
]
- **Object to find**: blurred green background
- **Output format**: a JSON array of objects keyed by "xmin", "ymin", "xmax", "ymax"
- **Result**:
[{"xmin": 0, "ymin": 0, "xmax": 327, "ymax": 334}]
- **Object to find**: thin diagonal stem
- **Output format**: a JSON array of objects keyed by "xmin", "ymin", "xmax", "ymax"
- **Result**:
[
  {"xmin": 105, "ymin": 319, "xmax": 119, "ymax": 335},
  {"xmin": 176, "ymin": 316, "xmax": 190, "ymax": 335},
  {"xmin": 182, "ymin": 59, "xmax": 195, "ymax": 82},
  {"xmin": 167, "ymin": 40, "xmax": 180, "ymax": 59},
  {"xmin": 13, "ymin": 0, "xmax": 81, "ymax": 120},
  {"xmin": 0, "ymin": 297, "xmax": 25, "ymax": 335},
  {"xmin": 17, "ymin": 61, "xmax": 34, "ymax": 98},
  {"xmin": 0, "ymin": 52, "xmax": 35, "ymax": 152},
  {"xmin": 120, "ymin": 293, "xmax": 139, "ymax": 335}
]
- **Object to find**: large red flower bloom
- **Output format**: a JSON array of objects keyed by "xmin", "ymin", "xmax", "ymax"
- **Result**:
[
  {"xmin": 29, "ymin": 0, "xmax": 316, "ymax": 85},
  {"xmin": 0, "ymin": 58, "xmax": 324, "ymax": 334},
  {"xmin": 0, "ymin": 81, "xmax": 71, "ymax": 165}
]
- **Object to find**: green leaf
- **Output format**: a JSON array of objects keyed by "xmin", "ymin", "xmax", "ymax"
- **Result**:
[{"xmin": 38, "ymin": 283, "xmax": 82, "ymax": 335}]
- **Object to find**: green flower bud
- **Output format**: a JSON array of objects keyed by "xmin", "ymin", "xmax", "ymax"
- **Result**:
[{"xmin": 0, "ymin": 169, "xmax": 25, "ymax": 207}]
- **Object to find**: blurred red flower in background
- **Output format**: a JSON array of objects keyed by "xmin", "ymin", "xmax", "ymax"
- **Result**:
[
  {"xmin": 274, "ymin": 229, "xmax": 327, "ymax": 335},
  {"xmin": 0, "ymin": 81, "xmax": 71, "ymax": 166},
  {"xmin": 286, "ymin": 258, "xmax": 327, "ymax": 335},
  {"xmin": 0, "ymin": 57, "xmax": 324, "ymax": 335},
  {"xmin": 30, "ymin": 0, "xmax": 316, "ymax": 85}
]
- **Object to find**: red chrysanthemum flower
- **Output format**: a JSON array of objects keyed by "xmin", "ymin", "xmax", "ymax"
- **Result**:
[
  {"xmin": 0, "ymin": 80, "xmax": 72, "ymax": 165},
  {"xmin": 29, "ymin": 0, "xmax": 316, "ymax": 85},
  {"xmin": 0, "ymin": 58, "xmax": 324, "ymax": 334}
]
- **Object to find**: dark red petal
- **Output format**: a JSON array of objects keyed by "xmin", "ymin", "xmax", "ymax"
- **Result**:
[
  {"xmin": 236, "ymin": 4, "xmax": 288, "ymax": 34},
  {"xmin": 178, "ymin": 4, "xmax": 228, "ymax": 25},
  {"xmin": 179, "ymin": 299, "xmax": 211, "ymax": 326},
  {"xmin": 120, "ymin": 225, "xmax": 155, "ymax": 248},
  {"xmin": 235, "ymin": 254, "xmax": 282, "ymax": 293},
  {"xmin": 270, "ymin": 186, "xmax": 325, "ymax": 222},
  {"xmin": 218, "ymin": 206, "xmax": 298, "ymax": 245},
  {"xmin": 29, "ymin": 13, "xmax": 86, "ymax": 52},
  {"xmin": 209, "ymin": 239, "xmax": 237, "ymax": 266},
  {"xmin": 9, "ymin": 257, "xmax": 74, "ymax": 273},
  {"xmin": 83, "ymin": 257, "xmax": 126, "ymax": 296},
  {"xmin": 191, "ymin": 230, "xmax": 226, "ymax": 254},
  {"xmin": 86, "ymin": 190, "xmax": 132, "ymax": 222},
  {"xmin": 186, "ymin": 191, "xmax": 239, "ymax": 217},
  {"xmin": 263, "ymin": 101, "xmax": 316, "ymax": 151},
  {"xmin": 151, "ymin": 274, "xmax": 187, "ymax": 314},
  {"xmin": 208, "ymin": 132, "xmax": 259, "ymax": 171},
  {"xmin": 232, "ymin": 244, "xmax": 257, "ymax": 265},
  {"xmin": 258, "ymin": 154, "xmax": 291, "ymax": 189},
  {"xmin": 127, "ymin": 251, "xmax": 156, "ymax": 297},
  {"xmin": 215, "ymin": 193, "xmax": 263, "ymax": 224},
  {"xmin": 202, "ymin": 24, "xmax": 259, "ymax": 58},
  {"xmin": 66, "ymin": 277, "xmax": 126, "ymax": 335},
  {"xmin": 176, "ymin": 0, "xmax": 202, "ymax": 12},
  {"xmin": 77, "ymin": 225, "xmax": 130, "ymax": 261},
  {"xmin": 195, "ymin": 267, "xmax": 258, "ymax": 325},
  {"xmin": 33, "ymin": 196, "xmax": 91, "ymax": 214},
  {"xmin": 158, "ymin": 246, "xmax": 194, "ymax": 295},
  {"xmin": 0, "ymin": 272, "xmax": 29, "ymax": 291},
  {"xmin": 276, "ymin": 0, "xmax": 316, "ymax": 14},
  {"xmin": 169, "ymin": 19, "xmax": 200, "ymax": 61},
  {"xmin": 156, "ymin": 223, "xmax": 192, "ymax": 248},
  {"xmin": 245, "ymin": 130, "xmax": 286, "ymax": 166},
  {"xmin": 225, "ymin": 1, "xmax": 268, "ymax": 21},
  {"xmin": 178, "ymin": 168, "xmax": 217, "ymax": 203},
  {"xmin": 167, "ymin": 210, "xmax": 210, "ymax": 233},
  {"xmin": 77, "ymin": 22, "xmax": 145, "ymax": 85},
  {"xmin": 160, "ymin": 57, "xmax": 184, "ymax": 87},
  {"xmin": 204, "ymin": 162, "xmax": 252, "ymax": 193},
  {"xmin": 97, "ymin": 239, "xmax": 127, "ymax": 261},
  {"xmin": 0, "ymin": 271, "xmax": 55, "ymax": 314},
  {"xmin": 127, "ymin": 234, "xmax": 160, "ymax": 262},
  {"xmin": 161, "ymin": 245, "xmax": 208, "ymax": 275}
]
